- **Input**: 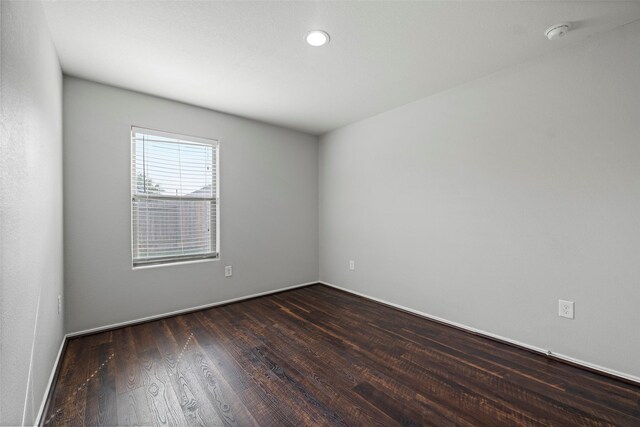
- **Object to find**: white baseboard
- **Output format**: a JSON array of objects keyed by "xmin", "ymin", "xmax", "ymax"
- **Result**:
[
  {"xmin": 34, "ymin": 336, "xmax": 66, "ymax": 426},
  {"xmin": 319, "ymin": 281, "xmax": 640, "ymax": 385},
  {"xmin": 67, "ymin": 281, "xmax": 318, "ymax": 337}
]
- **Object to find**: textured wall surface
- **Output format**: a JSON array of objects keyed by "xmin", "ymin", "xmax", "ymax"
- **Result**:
[
  {"xmin": 63, "ymin": 77, "xmax": 318, "ymax": 333},
  {"xmin": 319, "ymin": 21, "xmax": 640, "ymax": 379},
  {"xmin": 0, "ymin": 1, "xmax": 64, "ymax": 425}
]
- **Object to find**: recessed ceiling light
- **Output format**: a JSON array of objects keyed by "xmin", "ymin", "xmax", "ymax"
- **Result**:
[{"xmin": 306, "ymin": 30, "xmax": 330, "ymax": 47}]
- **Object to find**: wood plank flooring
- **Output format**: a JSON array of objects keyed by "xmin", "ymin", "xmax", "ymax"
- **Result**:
[{"xmin": 43, "ymin": 284, "xmax": 640, "ymax": 426}]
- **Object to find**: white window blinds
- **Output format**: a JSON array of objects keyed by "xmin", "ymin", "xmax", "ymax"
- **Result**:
[{"xmin": 131, "ymin": 127, "xmax": 219, "ymax": 266}]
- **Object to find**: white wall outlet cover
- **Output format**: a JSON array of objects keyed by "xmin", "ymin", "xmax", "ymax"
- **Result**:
[
  {"xmin": 559, "ymin": 300, "xmax": 575, "ymax": 319},
  {"xmin": 225, "ymin": 265, "xmax": 233, "ymax": 277},
  {"xmin": 349, "ymin": 260, "xmax": 355, "ymax": 271},
  {"xmin": 58, "ymin": 295, "xmax": 62, "ymax": 314}
]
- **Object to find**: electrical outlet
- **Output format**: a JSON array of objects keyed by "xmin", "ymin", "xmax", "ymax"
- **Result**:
[
  {"xmin": 349, "ymin": 260, "xmax": 355, "ymax": 271},
  {"xmin": 559, "ymin": 300, "xmax": 574, "ymax": 319},
  {"xmin": 225, "ymin": 265, "xmax": 233, "ymax": 277},
  {"xmin": 58, "ymin": 295, "xmax": 62, "ymax": 315}
]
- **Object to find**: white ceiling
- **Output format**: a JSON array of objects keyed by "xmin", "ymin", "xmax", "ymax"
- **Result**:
[{"xmin": 43, "ymin": 1, "xmax": 640, "ymax": 135}]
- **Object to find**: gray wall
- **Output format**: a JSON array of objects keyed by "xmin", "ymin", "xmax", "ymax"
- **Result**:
[
  {"xmin": 0, "ymin": 1, "xmax": 64, "ymax": 425},
  {"xmin": 319, "ymin": 21, "xmax": 640, "ymax": 379},
  {"xmin": 64, "ymin": 77, "xmax": 318, "ymax": 333}
]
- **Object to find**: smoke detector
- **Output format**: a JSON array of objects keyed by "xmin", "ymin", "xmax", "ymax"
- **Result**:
[{"xmin": 545, "ymin": 23, "xmax": 570, "ymax": 40}]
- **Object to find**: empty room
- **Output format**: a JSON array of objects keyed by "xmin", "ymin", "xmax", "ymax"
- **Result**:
[{"xmin": 2, "ymin": 0, "xmax": 640, "ymax": 425}]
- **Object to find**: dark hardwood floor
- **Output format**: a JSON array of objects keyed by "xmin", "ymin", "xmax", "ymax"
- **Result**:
[{"xmin": 43, "ymin": 284, "xmax": 640, "ymax": 426}]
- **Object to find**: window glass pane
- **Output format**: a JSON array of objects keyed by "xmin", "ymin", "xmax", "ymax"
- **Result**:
[
  {"xmin": 133, "ymin": 133, "xmax": 215, "ymax": 198},
  {"xmin": 133, "ymin": 199, "xmax": 215, "ymax": 260}
]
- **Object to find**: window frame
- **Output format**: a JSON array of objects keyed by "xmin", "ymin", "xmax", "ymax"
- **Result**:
[{"xmin": 130, "ymin": 126, "xmax": 220, "ymax": 268}]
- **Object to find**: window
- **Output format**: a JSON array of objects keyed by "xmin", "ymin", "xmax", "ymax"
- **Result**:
[{"xmin": 131, "ymin": 127, "xmax": 219, "ymax": 267}]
